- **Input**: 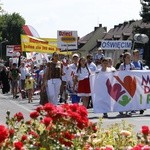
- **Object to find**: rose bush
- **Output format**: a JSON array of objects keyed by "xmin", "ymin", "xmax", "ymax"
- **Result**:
[{"xmin": 0, "ymin": 103, "xmax": 149, "ymax": 150}]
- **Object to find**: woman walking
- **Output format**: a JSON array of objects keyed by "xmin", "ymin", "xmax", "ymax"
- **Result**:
[{"xmin": 45, "ymin": 52, "xmax": 63, "ymax": 105}]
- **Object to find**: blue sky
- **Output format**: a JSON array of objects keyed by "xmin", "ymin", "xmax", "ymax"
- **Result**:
[{"xmin": 2, "ymin": 0, "xmax": 141, "ymax": 38}]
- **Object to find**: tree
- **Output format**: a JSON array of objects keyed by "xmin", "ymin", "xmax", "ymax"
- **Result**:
[
  {"xmin": 140, "ymin": 0, "xmax": 150, "ymax": 23},
  {"xmin": 0, "ymin": 12, "xmax": 25, "ymax": 60},
  {"xmin": 0, "ymin": 12, "xmax": 25, "ymax": 44}
]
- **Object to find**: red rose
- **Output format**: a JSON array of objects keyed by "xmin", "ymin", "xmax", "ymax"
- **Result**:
[
  {"xmin": 36, "ymin": 106, "xmax": 43, "ymax": 113},
  {"xmin": 14, "ymin": 112, "xmax": 24, "ymax": 122},
  {"xmin": 30, "ymin": 111, "xmax": 39, "ymax": 119},
  {"xmin": 141, "ymin": 126, "xmax": 150, "ymax": 135},
  {"xmin": 25, "ymin": 120, "xmax": 31, "ymax": 125},
  {"xmin": 68, "ymin": 103, "xmax": 79, "ymax": 112},
  {"xmin": 28, "ymin": 131, "xmax": 39, "ymax": 138},
  {"xmin": 77, "ymin": 105, "xmax": 88, "ymax": 117},
  {"xmin": 43, "ymin": 103, "xmax": 56, "ymax": 112},
  {"xmin": 132, "ymin": 144, "xmax": 143, "ymax": 149},
  {"xmin": 42, "ymin": 117, "xmax": 52, "ymax": 126},
  {"xmin": 9, "ymin": 128, "xmax": 15, "ymax": 137},
  {"xmin": 21, "ymin": 135, "xmax": 27, "ymax": 141},
  {"xmin": 14, "ymin": 141, "xmax": 23, "ymax": 150},
  {"xmin": 0, "ymin": 125, "xmax": 9, "ymax": 143},
  {"xmin": 63, "ymin": 131, "xmax": 75, "ymax": 140}
]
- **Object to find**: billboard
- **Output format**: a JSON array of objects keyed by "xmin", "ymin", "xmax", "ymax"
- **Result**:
[
  {"xmin": 57, "ymin": 30, "xmax": 78, "ymax": 51},
  {"xmin": 101, "ymin": 40, "xmax": 132, "ymax": 50},
  {"xmin": 6, "ymin": 45, "xmax": 21, "ymax": 57}
]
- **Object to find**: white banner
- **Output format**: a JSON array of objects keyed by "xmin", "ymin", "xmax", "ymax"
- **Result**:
[
  {"xmin": 6, "ymin": 45, "xmax": 14, "ymax": 56},
  {"xmin": 101, "ymin": 40, "xmax": 132, "ymax": 50},
  {"xmin": 57, "ymin": 30, "xmax": 78, "ymax": 50},
  {"xmin": 90, "ymin": 70, "xmax": 150, "ymax": 113}
]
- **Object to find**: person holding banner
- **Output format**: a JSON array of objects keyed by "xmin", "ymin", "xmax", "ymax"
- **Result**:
[
  {"xmin": 119, "ymin": 52, "xmax": 135, "ymax": 71},
  {"xmin": 118, "ymin": 52, "xmax": 135, "ymax": 116},
  {"xmin": 73, "ymin": 57, "xmax": 91, "ymax": 108},
  {"xmin": 86, "ymin": 54, "xmax": 97, "ymax": 108},
  {"xmin": 132, "ymin": 49, "xmax": 145, "ymax": 115},
  {"xmin": 115, "ymin": 54, "xmax": 124, "ymax": 70},
  {"xmin": 96, "ymin": 58, "xmax": 114, "ymax": 118},
  {"xmin": 45, "ymin": 52, "xmax": 63, "ymax": 105}
]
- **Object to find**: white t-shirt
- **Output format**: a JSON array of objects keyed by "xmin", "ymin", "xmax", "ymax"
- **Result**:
[
  {"xmin": 20, "ymin": 67, "xmax": 29, "ymax": 80},
  {"xmin": 62, "ymin": 65, "xmax": 72, "ymax": 82},
  {"xmin": 87, "ymin": 62, "xmax": 97, "ymax": 74},
  {"xmin": 119, "ymin": 63, "xmax": 135, "ymax": 71},
  {"xmin": 69, "ymin": 63, "xmax": 78, "ymax": 77},
  {"xmin": 75, "ymin": 67, "xmax": 90, "ymax": 81}
]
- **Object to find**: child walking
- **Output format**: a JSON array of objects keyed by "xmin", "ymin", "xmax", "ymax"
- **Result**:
[
  {"xmin": 25, "ymin": 73, "xmax": 35, "ymax": 103},
  {"xmin": 73, "ymin": 57, "xmax": 91, "ymax": 108}
]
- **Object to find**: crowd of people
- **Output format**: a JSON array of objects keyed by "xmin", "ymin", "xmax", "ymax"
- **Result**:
[{"xmin": 0, "ymin": 48, "xmax": 149, "ymax": 118}]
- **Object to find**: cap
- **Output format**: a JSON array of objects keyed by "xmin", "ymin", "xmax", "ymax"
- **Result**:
[
  {"xmin": 98, "ymin": 47, "xmax": 103, "ymax": 51},
  {"xmin": 72, "ymin": 53, "xmax": 79, "ymax": 58}
]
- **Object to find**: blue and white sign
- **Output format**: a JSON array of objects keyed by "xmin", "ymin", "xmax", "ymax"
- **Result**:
[{"xmin": 101, "ymin": 40, "xmax": 132, "ymax": 50}]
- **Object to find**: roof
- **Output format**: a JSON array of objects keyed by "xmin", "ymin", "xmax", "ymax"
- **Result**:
[
  {"xmin": 78, "ymin": 25, "xmax": 106, "ymax": 52},
  {"xmin": 103, "ymin": 20, "xmax": 150, "ymax": 40}
]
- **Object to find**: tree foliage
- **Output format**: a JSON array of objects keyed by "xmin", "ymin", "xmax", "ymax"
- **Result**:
[
  {"xmin": 140, "ymin": 0, "xmax": 150, "ymax": 23},
  {"xmin": 0, "ymin": 12, "xmax": 25, "ymax": 44}
]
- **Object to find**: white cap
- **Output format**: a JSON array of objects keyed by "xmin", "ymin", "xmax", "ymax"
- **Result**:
[
  {"xmin": 98, "ymin": 47, "xmax": 102, "ymax": 51},
  {"xmin": 72, "ymin": 53, "xmax": 79, "ymax": 58}
]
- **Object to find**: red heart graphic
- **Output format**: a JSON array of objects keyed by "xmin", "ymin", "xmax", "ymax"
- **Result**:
[
  {"xmin": 114, "ymin": 76, "xmax": 136, "ymax": 97},
  {"xmin": 106, "ymin": 79, "xmax": 126, "ymax": 101}
]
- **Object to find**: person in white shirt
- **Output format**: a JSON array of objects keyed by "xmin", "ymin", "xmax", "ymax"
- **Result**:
[
  {"xmin": 132, "ymin": 49, "xmax": 145, "ymax": 115},
  {"xmin": 86, "ymin": 54, "xmax": 97, "ymax": 74},
  {"xmin": 97, "ymin": 58, "xmax": 113, "ymax": 118},
  {"xmin": 68, "ymin": 53, "xmax": 79, "ymax": 91},
  {"xmin": 94, "ymin": 48, "xmax": 105, "ymax": 64},
  {"xmin": 107, "ymin": 57, "xmax": 116, "ymax": 72},
  {"xmin": 119, "ymin": 52, "xmax": 135, "ymax": 71},
  {"xmin": 59, "ymin": 58, "xmax": 71, "ymax": 103},
  {"xmin": 19, "ymin": 62, "xmax": 29, "ymax": 91},
  {"xmin": 73, "ymin": 57, "xmax": 91, "ymax": 108},
  {"xmin": 118, "ymin": 52, "xmax": 135, "ymax": 116}
]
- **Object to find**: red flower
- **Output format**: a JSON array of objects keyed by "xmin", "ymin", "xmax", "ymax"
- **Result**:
[
  {"xmin": 77, "ymin": 105, "xmax": 88, "ymax": 117},
  {"xmin": 63, "ymin": 131, "xmax": 75, "ymax": 140},
  {"xmin": 21, "ymin": 135, "xmax": 27, "ymax": 141},
  {"xmin": 36, "ymin": 106, "xmax": 43, "ymax": 113},
  {"xmin": 142, "ymin": 145, "xmax": 150, "ymax": 150},
  {"xmin": 43, "ymin": 103, "xmax": 56, "ymax": 112},
  {"xmin": 132, "ymin": 144, "xmax": 143, "ymax": 150},
  {"xmin": 25, "ymin": 120, "xmax": 31, "ymax": 125},
  {"xmin": 14, "ymin": 141, "xmax": 23, "ymax": 150},
  {"xmin": 14, "ymin": 112, "xmax": 24, "ymax": 122},
  {"xmin": 141, "ymin": 126, "xmax": 150, "ymax": 135},
  {"xmin": 42, "ymin": 117, "xmax": 52, "ymax": 126},
  {"xmin": 9, "ymin": 128, "xmax": 15, "ymax": 137},
  {"xmin": 68, "ymin": 103, "xmax": 79, "ymax": 112},
  {"xmin": 0, "ymin": 125, "xmax": 9, "ymax": 143},
  {"xmin": 28, "ymin": 131, "xmax": 39, "ymax": 138},
  {"xmin": 30, "ymin": 111, "xmax": 39, "ymax": 119},
  {"xmin": 77, "ymin": 117, "xmax": 88, "ymax": 129}
]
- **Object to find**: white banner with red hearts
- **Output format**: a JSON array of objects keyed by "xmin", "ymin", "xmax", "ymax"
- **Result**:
[{"xmin": 90, "ymin": 70, "xmax": 150, "ymax": 113}]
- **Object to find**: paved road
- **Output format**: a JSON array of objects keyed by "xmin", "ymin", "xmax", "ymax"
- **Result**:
[{"xmin": 0, "ymin": 91, "xmax": 150, "ymax": 133}]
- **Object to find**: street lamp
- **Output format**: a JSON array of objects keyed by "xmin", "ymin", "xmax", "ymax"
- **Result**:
[
  {"xmin": 132, "ymin": 33, "xmax": 149, "ymax": 50},
  {"xmin": 0, "ymin": 39, "xmax": 9, "ymax": 60}
]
